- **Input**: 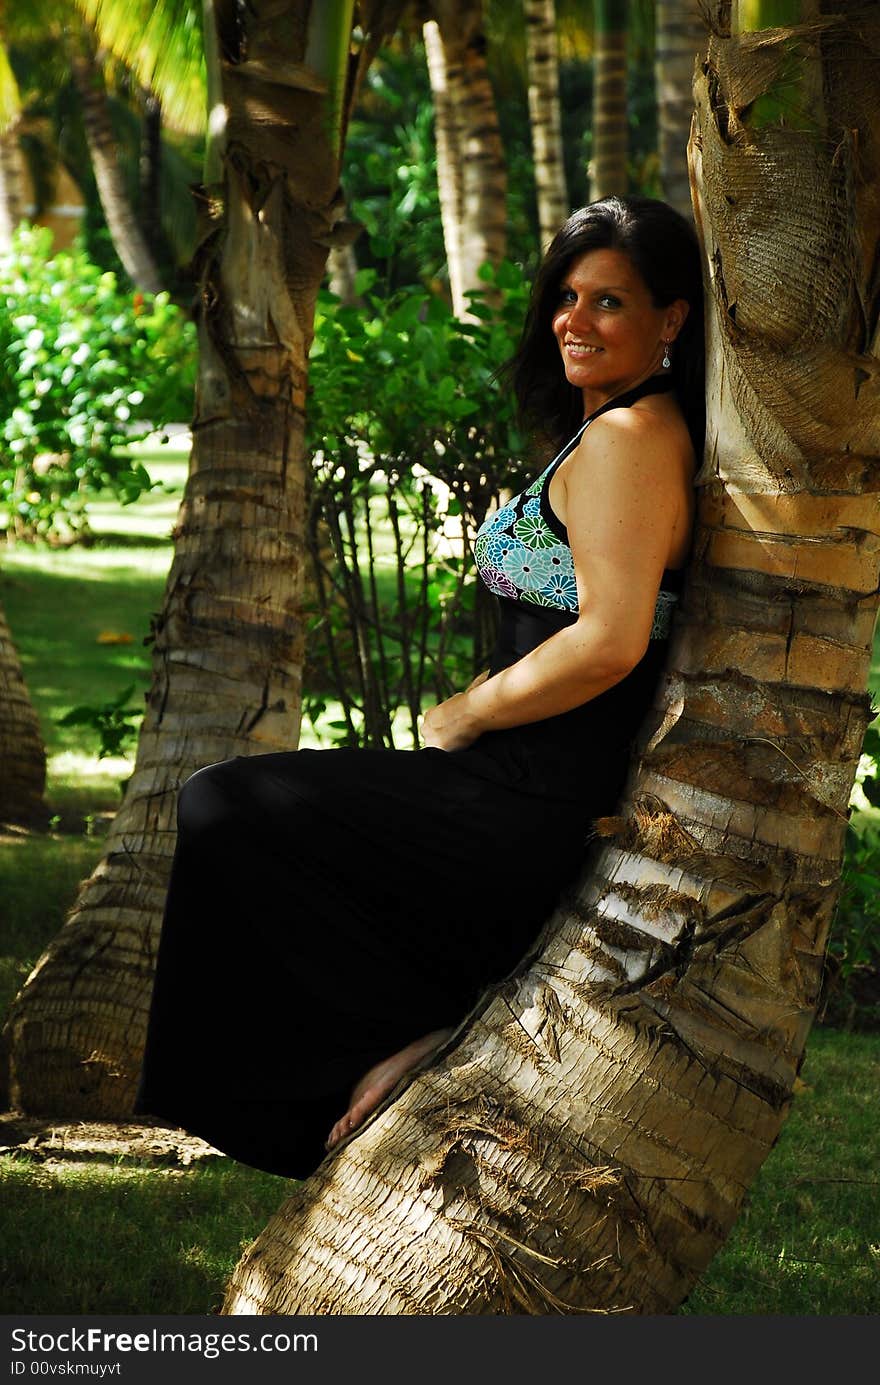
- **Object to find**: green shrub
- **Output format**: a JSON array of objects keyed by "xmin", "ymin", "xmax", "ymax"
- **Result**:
[
  {"xmin": 0, "ymin": 225, "xmax": 196, "ymax": 540},
  {"xmin": 304, "ymin": 258, "xmax": 532, "ymax": 747},
  {"xmin": 822, "ymin": 721, "xmax": 880, "ymax": 1030}
]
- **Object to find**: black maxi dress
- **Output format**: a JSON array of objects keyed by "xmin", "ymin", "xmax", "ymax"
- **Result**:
[{"xmin": 135, "ymin": 374, "xmax": 683, "ymax": 1178}]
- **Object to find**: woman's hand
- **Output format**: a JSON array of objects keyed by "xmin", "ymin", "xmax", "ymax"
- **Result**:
[{"xmin": 420, "ymin": 691, "xmax": 484, "ymax": 752}]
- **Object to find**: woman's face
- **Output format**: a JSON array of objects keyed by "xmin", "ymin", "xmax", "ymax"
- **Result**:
[{"xmin": 550, "ymin": 246, "xmax": 688, "ymax": 412}]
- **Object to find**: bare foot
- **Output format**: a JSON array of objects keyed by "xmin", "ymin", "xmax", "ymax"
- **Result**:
[{"xmin": 325, "ymin": 1027, "xmax": 454, "ymax": 1151}]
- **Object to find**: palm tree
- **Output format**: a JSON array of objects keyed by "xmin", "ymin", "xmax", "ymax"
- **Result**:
[
  {"xmin": 524, "ymin": 0, "xmax": 568, "ymax": 250},
  {"xmin": 654, "ymin": 0, "xmax": 705, "ymax": 219},
  {"xmin": 221, "ymin": 0, "xmax": 880, "ymax": 1314},
  {"xmin": 589, "ymin": 0, "xmax": 627, "ymax": 199},
  {"xmin": 2, "ymin": 0, "xmax": 398, "ymax": 1117},
  {"xmin": 424, "ymin": 0, "xmax": 507, "ymax": 317},
  {"xmin": 69, "ymin": 30, "xmax": 164, "ymax": 292},
  {"xmin": 0, "ymin": 25, "xmax": 26, "ymax": 249},
  {"xmin": 0, "ymin": 602, "xmax": 47, "ymax": 828}
]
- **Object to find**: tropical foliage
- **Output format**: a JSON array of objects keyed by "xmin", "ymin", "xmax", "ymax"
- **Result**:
[{"xmin": 0, "ymin": 226, "xmax": 195, "ymax": 538}]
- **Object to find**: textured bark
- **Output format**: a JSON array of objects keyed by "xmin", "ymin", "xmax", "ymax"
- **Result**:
[
  {"xmin": 0, "ymin": 601, "xmax": 47, "ymax": 828},
  {"xmin": 2, "ymin": 0, "xmax": 379, "ymax": 1117},
  {"xmin": 70, "ymin": 38, "xmax": 163, "ymax": 293},
  {"xmin": 0, "ymin": 120, "xmax": 26, "ymax": 251},
  {"xmin": 427, "ymin": 0, "xmax": 507, "ymax": 318},
  {"xmin": 222, "ymin": 2, "xmax": 880, "ymax": 1314},
  {"xmin": 524, "ymin": 0, "xmax": 568, "ymax": 250},
  {"xmin": 590, "ymin": 0, "xmax": 628, "ymax": 200},
  {"xmin": 655, "ymin": 0, "xmax": 705, "ymax": 219},
  {"xmin": 138, "ymin": 88, "xmax": 162, "ymax": 256},
  {"xmin": 423, "ymin": 18, "xmax": 465, "ymax": 314}
]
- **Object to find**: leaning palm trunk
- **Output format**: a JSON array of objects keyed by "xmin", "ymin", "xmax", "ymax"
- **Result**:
[
  {"xmin": 0, "ymin": 601, "xmax": 47, "ymax": 827},
  {"xmin": 70, "ymin": 34, "xmax": 163, "ymax": 294},
  {"xmin": 589, "ymin": 0, "xmax": 627, "ymax": 200},
  {"xmin": 654, "ymin": 0, "xmax": 705, "ymax": 219},
  {"xmin": 428, "ymin": 0, "xmax": 507, "ymax": 317},
  {"xmin": 223, "ymin": 2, "xmax": 880, "ymax": 1314},
  {"xmin": 1, "ymin": 0, "xmax": 385, "ymax": 1118},
  {"xmin": 524, "ymin": 0, "xmax": 568, "ymax": 251}
]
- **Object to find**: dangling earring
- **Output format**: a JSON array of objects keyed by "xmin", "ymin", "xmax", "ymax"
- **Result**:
[{"xmin": 661, "ymin": 340, "xmax": 672, "ymax": 370}]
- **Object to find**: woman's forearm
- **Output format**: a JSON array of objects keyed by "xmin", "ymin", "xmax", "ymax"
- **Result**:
[{"xmin": 465, "ymin": 617, "xmax": 642, "ymax": 735}]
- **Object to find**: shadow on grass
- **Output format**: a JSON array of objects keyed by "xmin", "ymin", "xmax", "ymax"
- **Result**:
[{"xmin": 0, "ymin": 1155, "xmax": 289, "ymax": 1314}]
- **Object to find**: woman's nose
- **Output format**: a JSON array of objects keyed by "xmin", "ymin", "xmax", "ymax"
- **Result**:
[{"xmin": 565, "ymin": 297, "xmax": 593, "ymax": 334}]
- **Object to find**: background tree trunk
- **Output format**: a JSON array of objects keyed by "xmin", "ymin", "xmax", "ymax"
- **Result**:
[
  {"xmin": 428, "ymin": 0, "xmax": 507, "ymax": 317},
  {"xmin": 0, "ymin": 30, "xmax": 25, "ymax": 251},
  {"xmin": 1, "ymin": 0, "xmax": 389, "ymax": 1118},
  {"xmin": 423, "ymin": 17, "xmax": 466, "ymax": 315},
  {"xmin": 138, "ymin": 86, "xmax": 163, "ymax": 257},
  {"xmin": 222, "ymin": 0, "xmax": 880, "ymax": 1315},
  {"xmin": 590, "ymin": 0, "xmax": 628, "ymax": 200},
  {"xmin": 0, "ymin": 601, "xmax": 47, "ymax": 828},
  {"xmin": 524, "ymin": 0, "xmax": 568, "ymax": 251},
  {"xmin": 70, "ymin": 34, "xmax": 163, "ymax": 293},
  {"xmin": 654, "ymin": 0, "xmax": 705, "ymax": 219}
]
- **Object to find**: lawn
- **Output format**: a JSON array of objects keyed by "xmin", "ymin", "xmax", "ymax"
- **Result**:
[{"xmin": 1, "ymin": 444, "xmax": 878, "ymax": 1315}]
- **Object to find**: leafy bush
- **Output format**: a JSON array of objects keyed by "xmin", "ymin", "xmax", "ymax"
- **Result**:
[
  {"xmin": 57, "ymin": 683, "xmax": 144, "ymax": 760},
  {"xmin": 821, "ymin": 720, "xmax": 880, "ymax": 1030},
  {"xmin": 303, "ymin": 257, "xmax": 532, "ymax": 747},
  {"xmin": 0, "ymin": 226, "xmax": 196, "ymax": 540}
]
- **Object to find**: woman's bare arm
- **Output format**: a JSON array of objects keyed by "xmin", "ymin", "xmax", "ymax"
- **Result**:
[{"xmin": 421, "ymin": 409, "xmax": 690, "ymax": 751}]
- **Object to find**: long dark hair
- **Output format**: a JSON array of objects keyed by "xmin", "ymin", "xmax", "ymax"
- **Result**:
[{"xmin": 505, "ymin": 196, "xmax": 705, "ymax": 454}]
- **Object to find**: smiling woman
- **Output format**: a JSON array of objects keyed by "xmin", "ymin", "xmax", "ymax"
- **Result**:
[{"xmin": 135, "ymin": 196, "xmax": 707, "ymax": 1179}]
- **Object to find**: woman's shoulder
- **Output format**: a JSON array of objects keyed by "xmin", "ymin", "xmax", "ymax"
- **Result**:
[{"xmin": 573, "ymin": 397, "xmax": 694, "ymax": 473}]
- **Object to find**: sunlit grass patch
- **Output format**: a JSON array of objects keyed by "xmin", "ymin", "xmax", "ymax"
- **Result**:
[
  {"xmin": 683, "ymin": 1028, "xmax": 880, "ymax": 1315},
  {"xmin": 0, "ymin": 1156, "xmax": 286, "ymax": 1315}
]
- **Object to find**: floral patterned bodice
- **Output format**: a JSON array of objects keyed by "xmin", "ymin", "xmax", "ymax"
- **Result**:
[{"xmin": 474, "ymin": 383, "xmax": 682, "ymax": 642}]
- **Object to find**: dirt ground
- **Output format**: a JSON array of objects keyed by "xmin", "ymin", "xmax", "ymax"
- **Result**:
[{"xmin": 0, "ymin": 1110, "xmax": 223, "ymax": 1169}]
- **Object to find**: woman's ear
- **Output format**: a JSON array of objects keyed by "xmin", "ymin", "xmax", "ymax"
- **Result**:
[{"xmin": 665, "ymin": 298, "xmax": 690, "ymax": 341}]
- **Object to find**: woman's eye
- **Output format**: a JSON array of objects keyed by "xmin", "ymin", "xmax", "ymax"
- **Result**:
[
  {"xmin": 559, "ymin": 287, "xmax": 576, "ymax": 304},
  {"xmin": 598, "ymin": 294, "xmax": 621, "ymax": 309}
]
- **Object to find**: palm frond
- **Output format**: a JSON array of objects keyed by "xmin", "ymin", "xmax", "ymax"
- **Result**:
[{"xmin": 75, "ymin": 0, "xmax": 205, "ymax": 135}]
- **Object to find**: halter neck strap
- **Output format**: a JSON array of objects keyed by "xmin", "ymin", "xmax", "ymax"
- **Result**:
[{"xmin": 582, "ymin": 373, "xmax": 676, "ymax": 425}]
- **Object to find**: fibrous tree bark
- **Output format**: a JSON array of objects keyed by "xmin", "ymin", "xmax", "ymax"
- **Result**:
[
  {"xmin": 222, "ymin": 0, "xmax": 880, "ymax": 1314},
  {"xmin": 0, "ymin": 601, "xmax": 47, "ymax": 828},
  {"xmin": 655, "ymin": 0, "xmax": 706, "ymax": 219},
  {"xmin": 2, "ymin": 0, "xmax": 393, "ymax": 1118},
  {"xmin": 589, "ymin": 0, "xmax": 628, "ymax": 200},
  {"xmin": 424, "ymin": 0, "xmax": 507, "ymax": 318},
  {"xmin": 524, "ymin": 0, "xmax": 568, "ymax": 251},
  {"xmin": 70, "ymin": 31, "xmax": 164, "ymax": 293}
]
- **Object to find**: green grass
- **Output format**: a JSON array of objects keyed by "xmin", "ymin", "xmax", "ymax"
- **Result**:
[
  {"xmin": 0, "ymin": 1156, "xmax": 287, "ymax": 1315},
  {"xmin": 1, "ymin": 445, "xmax": 879, "ymax": 1316},
  {"xmin": 683, "ymin": 1028, "xmax": 880, "ymax": 1314}
]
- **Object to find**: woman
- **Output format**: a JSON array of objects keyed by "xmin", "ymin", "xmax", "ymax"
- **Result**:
[{"xmin": 135, "ymin": 195, "xmax": 704, "ymax": 1178}]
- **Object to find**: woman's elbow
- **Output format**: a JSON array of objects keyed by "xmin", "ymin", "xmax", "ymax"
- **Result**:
[{"xmin": 574, "ymin": 616, "xmax": 649, "ymax": 681}]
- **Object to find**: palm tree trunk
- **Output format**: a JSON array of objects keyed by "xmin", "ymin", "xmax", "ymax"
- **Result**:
[
  {"xmin": 524, "ymin": 0, "xmax": 568, "ymax": 251},
  {"xmin": 138, "ymin": 87, "xmax": 162, "ymax": 256},
  {"xmin": 0, "ymin": 32, "xmax": 25, "ymax": 251},
  {"xmin": 654, "ymin": 0, "xmax": 705, "ymax": 219},
  {"xmin": 428, "ymin": 0, "xmax": 507, "ymax": 318},
  {"xmin": 423, "ymin": 18, "xmax": 466, "ymax": 316},
  {"xmin": 0, "ymin": 601, "xmax": 47, "ymax": 828},
  {"xmin": 1, "ymin": 0, "xmax": 387, "ymax": 1118},
  {"xmin": 590, "ymin": 0, "xmax": 628, "ymax": 200},
  {"xmin": 69, "ymin": 35, "xmax": 163, "ymax": 294},
  {"xmin": 222, "ymin": 0, "xmax": 880, "ymax": 1314}
]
